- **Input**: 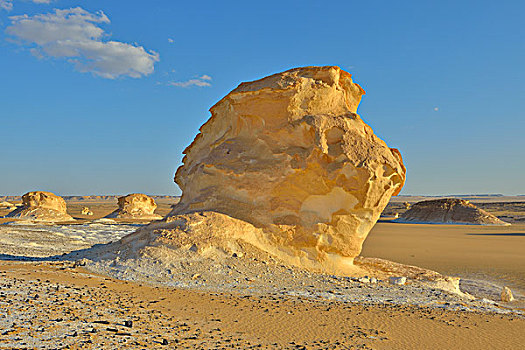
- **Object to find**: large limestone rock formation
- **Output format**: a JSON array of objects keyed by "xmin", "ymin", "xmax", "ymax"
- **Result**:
[
  {"xmin": 167, "ymin": 66, "xmax": 406, "ymax": 273},
  {"xmin": 5, "ymin": 191, "xmax": 73, "ymax": 222},
  {"xmin": 396, "ymin": 198, "xmax": 509, "ymax": 225},
  {"xmin": 105, "ymin": 193, "xmax": 162, "ymax": 220}
]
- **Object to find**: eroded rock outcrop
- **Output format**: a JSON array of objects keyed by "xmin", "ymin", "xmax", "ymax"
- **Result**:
[
  {"xmin": 5, "ymin": 191, "xmax": 73, "ymax": 222},
  {"xmin": 395, "ymin": 198, "xmax": 509, "ymax": 225},
  {"xmin": 105, "ymin": 193, "xmax": 162, "ymax": 220},
  {"xmin": 165, "ymin": 66, "xmax": 406, "ymax": 273}
]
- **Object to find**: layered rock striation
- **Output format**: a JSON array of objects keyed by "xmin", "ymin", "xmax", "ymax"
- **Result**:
[
  {"xmin": 167, "ymin": 66, "xmax": 406, "ymax": 272},
  {"xmin": 5, "ymin": 191, "xmax": 73, "ymax": 222},
  {"xmin": 395, "ymin": 198, "xmax": 509, "ymax": 225},
  {"xmin": 105, "ymin": 193, "xmax": 162, "ymax": 220}
]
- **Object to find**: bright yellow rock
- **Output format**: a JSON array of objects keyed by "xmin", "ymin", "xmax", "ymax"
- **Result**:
[{"xmin": 170, "ymin": 66, "xmax": 406, "ymax": 273}]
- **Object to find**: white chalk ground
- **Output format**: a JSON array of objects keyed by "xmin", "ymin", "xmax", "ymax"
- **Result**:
[
  {"xmin": 0, "ymin": 221, "xmax": 522, "ymax": 318},
  {"xmin": 0, "ymin": 221, "xmax": 142, "ymax": 258}
]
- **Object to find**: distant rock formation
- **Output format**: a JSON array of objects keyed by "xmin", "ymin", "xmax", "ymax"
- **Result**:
[
  {"xmin": 105, "ymin": 193, "xmax": 162, "ymax": 220},
  {"xmin": 81, "ymin": 207, "xmax": 94, "ymax": 216},
  {"xmin": 0, "ymin": 201, "xmax": 15, "ymax": 209},
  {"xmin": 5, "ymin": 191, "xmax": 73, "ymax": 222},
  {"xmin": 156, "ymin": 66, "xmax": 405, "ymax": 273},
  {"xmin": 395, "ymin": 198, "xmax": 509, "ymax": 225}
]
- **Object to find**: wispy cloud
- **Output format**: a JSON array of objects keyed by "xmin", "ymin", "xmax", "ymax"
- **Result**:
[
  {"xmin": 0, "ymin": 0, "xmax": 12, "ymax": 11},
  {"xmin": 168, "ymin": 75, "xmax": 212, "ymax": 88},
  {"xmin": 6, "ymin": 7, "xmax": 159, "ymax": 79},
  {"xmin": 168, "ymin": 38, "xmax": 174, "ymax": 43},
  {"xmin": 1, "ymin": 0, "xmax": 54, "ymax": 11}
]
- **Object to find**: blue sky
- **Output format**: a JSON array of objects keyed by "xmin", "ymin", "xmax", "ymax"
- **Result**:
[{"xmin": 0, "ymin": 0, "xmax": 523, "ymax": 196}]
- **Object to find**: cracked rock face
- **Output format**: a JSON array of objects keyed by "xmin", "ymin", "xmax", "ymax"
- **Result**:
[
  {"xmin": 170, "ymin": 66, "xmax": 406, "ymax": 272},
  {"xmin": 106, "ymin": 193, "xmax": 162, "ymax": 220},
  {"xmin": 6, "ymin": 191, "xmax": 73, "ymax": 222},
  {"xmin": 397, "ymin": 198, "xmax": 509, "ymax": 226}
]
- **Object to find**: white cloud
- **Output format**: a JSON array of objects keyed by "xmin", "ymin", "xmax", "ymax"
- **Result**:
[
  {"xmin": 434, "ymin": 107, "xmax": 439, "ymax": 111},
  {"xmin": 0, "ymin": 0, "xmax": 13, "ymax": 11},
  {"xmin": 168, "ymin": 75, "xmax": 212, "ymax": 88},
  {"xmin": 1, "ymin": 0, "xmax": 54, "ymax": 11},
  {"xmin": 168, "ymin": 38, "xmax": 174, "ymax": 43},
  {"xmin": 6, "ymin": 7, "xmax": 159, "ymax": 79}
]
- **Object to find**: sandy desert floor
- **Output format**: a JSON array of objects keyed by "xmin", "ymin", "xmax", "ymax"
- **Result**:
[
  {"xmin": 362, "ymin": 222, "xmax": 525, "ymax": 299},
  {"xmin": 1, "ymin": 197, "xmax": 524, "ymax": 349}
]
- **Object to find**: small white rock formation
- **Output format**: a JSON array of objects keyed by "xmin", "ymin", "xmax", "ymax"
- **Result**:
[
  {"xmin": 105, "ymin": 193, "xmax": 162, "ymax": 220},
  {"xmin": 81, "ymin": 207, "xmax": 94, "ymax": 216},
  {"xmin": 389, "ymin": 276, "xmax": 407, "ymax": 285},
  {"xmin": 501, "ymin": 286, "xmax": 514, "ymax": 302},
  {"xmin": 5, "ymin": 191, "xmax": 73, "ymax": 222},
  {"xmin": 0, "ymin": 201, "xmax": 15, "ymax": 210},
  {"xmin": 396, "ymin": 198, "xmax": 509, "ymax": 225},
  {"xmin": 164, "ymin": 66, "xmax": 406, "ymax": 273}
]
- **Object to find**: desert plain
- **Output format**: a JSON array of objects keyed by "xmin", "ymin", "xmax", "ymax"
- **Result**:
[{"xmin": 0, "ymin": 194, "xmax": 524, "ymax": 349}]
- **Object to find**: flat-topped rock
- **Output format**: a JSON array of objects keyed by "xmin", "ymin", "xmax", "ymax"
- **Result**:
[
  {"xmin": 395, "ymin": 198, "xmax": 509, "ymax": 225},
  {"xmin": 105, "ymin": 193, "xmax": 162, "ymax": 220},
  {"xmin": 5, "ymin": 191, "xmax": 73, "ymax": 222}
]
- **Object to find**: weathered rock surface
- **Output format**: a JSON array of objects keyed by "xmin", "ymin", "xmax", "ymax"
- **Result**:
[
  {"xmin": 5, "ymin": 191, "xmax": 73, "ymax": 222},
  {"xmin": 395, "ymin": 198, "xmax": 509, "ymax": 226},
  {"xmin": 165, "ymin": 66, "xmax": 405, "ymax": 273},
  {"xmin": 105, "ymin": 194, "xmax": 162, "ymax": 220}
]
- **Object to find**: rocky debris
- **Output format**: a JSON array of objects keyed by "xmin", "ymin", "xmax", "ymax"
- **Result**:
[
  {"xmin": 4, "ymin": 191, "xmax": 73, "ymax": 222},
  {"xmin": 81, "ymin": 207, "xmax": 94, "ymax": 216},
  {"xmin": 105, "ymin": 194, "xmax": 162, "ymax": 220},
  {"xmin": 501, "ymin": 287, "xmax": 514, "ymax": 302},
  {"xmin": 389, "ymin": 277, "xmax": 407, "ymax": 286},
  {"xmin": 395, "ymin": 198, "xmax": 510, "ymax": 226},
  {"xmin": 167, "ymin": 66, "xmax": 405, "ymax": 274},
  {"xmin": 403, "ymin": 202, "xmax": 411, "ymax": 210}
]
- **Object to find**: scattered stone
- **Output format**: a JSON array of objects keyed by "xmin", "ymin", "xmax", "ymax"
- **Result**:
[
  {"xmin": 501, "ymin": 286, "xmax": 514, "ymax": 302},
  {"xmin": 389, "ymin": 277, "xmax": 407, "ymax": 286},
  {"xmin": 93, "ymin": 320, "xmax": 110, "ymax": 325},
  {"xmin": 124, "ymin": 320, "xmax": 133, "ymax": 328},
  {"xmin": 161, "ymin": 338, "xmax": 169, "ymax": 345},
  {"xmin": 189, "ymin": 244, "xmax": 198, "ymax": 252}
]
